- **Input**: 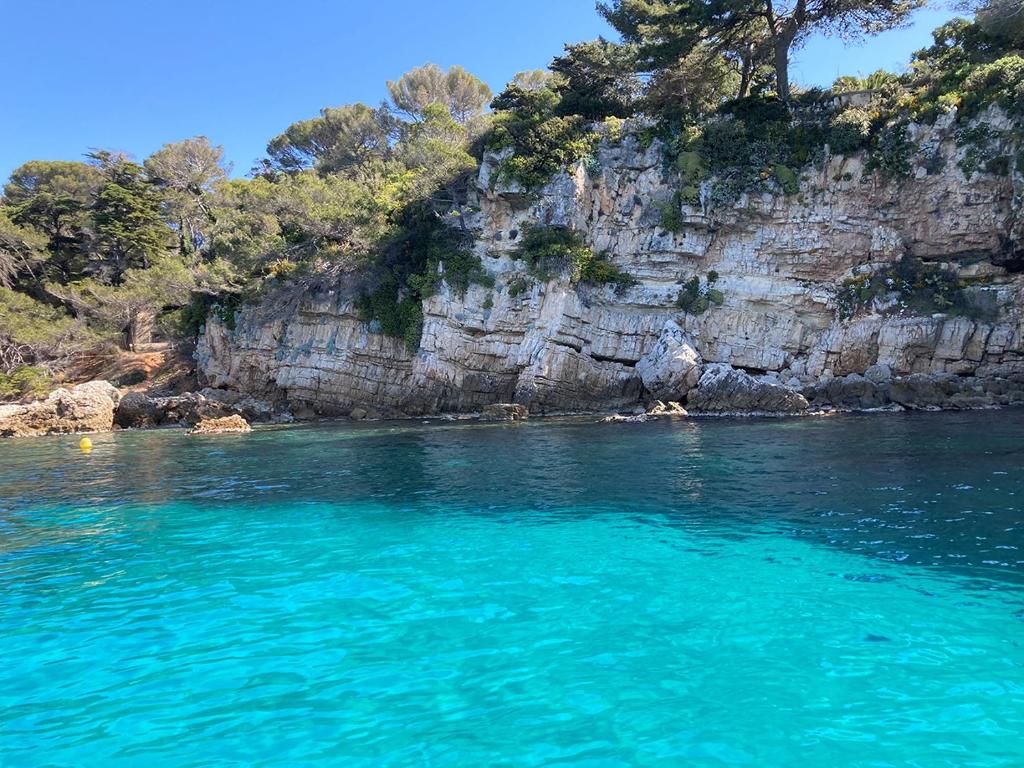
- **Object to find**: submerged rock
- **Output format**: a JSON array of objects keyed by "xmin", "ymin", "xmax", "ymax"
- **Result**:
[
  {"xmin": 600, "ymin": 413, "xmax": 652, "ymax": 423},
  {"xmin": 0, "ymin": 381, "xmax": 118, "ymax": 438},
  {"xmin": 688, "ymin": 365, "xmax": 808, "ymax": 414},
  {"xmin": 188, "ymin": 415, "xmax": 252, "ymax": 435}
]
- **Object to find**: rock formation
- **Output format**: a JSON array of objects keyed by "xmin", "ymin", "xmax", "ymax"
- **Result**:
[
  {"xmin": 188, "ymin": 415, "xmax": 252, "ymax": 435},
  {"xmin": 0, "ymin": 381, "xmax": 118, "ymax": 438},
  {"xmin": 0, "ymin": 378, "xmax": 290, "ymax": 437},
  {"xmin": 197, "ymin": 109, "xmax": 1023, "ymax": 416},
  {"xmin": 114, "ymin": 390, "xmax": 287, "ymax": 429}
]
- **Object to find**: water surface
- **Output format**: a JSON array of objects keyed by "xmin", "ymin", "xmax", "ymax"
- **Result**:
[{"xmin": 2, "ymin": 412, "xmax": 1023, "ymax": 766}]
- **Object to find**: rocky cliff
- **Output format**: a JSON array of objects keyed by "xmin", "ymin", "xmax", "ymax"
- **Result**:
[{"xmin": 197, "ymin": 109, "xmax": 1024, "ymax": 416}]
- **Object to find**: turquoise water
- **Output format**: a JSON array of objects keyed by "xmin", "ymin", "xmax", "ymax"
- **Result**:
[{"xmin": 2, "ymin": 412, "xmax": 1023, "ymax": 767}]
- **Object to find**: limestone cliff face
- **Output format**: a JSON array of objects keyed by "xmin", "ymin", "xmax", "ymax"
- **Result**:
[{"xmin": 197, "ymin": 109, "xmax": 1024, "ymax": 415}]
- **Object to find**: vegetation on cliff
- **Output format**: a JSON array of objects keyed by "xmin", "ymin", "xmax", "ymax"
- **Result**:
[
  {"xmin": 513, "ymin": 225, "xmax": 637, "ymax": 289},
  {"xmin": 1, "ymin": 0, "xmax": 1020, "ymax": 398}
]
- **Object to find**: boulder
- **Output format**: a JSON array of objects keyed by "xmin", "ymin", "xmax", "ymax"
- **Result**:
[
  {"xmin": 160, "ymin": 392, "xmax": 232, "ymax": 424},
  {"xmin": 646, "ymin": 400, "xmax": 689, "ymax": 417},
  {"xmin": 889, "ymin": 373, "xmax": 963, "ymax": 410},
  {"xmin": 114, "ymin": 391, "xmax": 163, "ymax": 427},
  {"xmin": 0, "ymin": 386, "xmax": 116, "ymax": 438},
  {"xmin": 188, "ymin": 415, "xmax": 252, "ymax": 435},
  {"xmin": 636, "ymin": 322, "xmax": 703, "ymax": 401},
  {"xmin": 346, "ymin": 406, "xmax": 381, "ymax": 421},
  {"xmin": 864, "ymin": 364, "xmax": 893, "ymax": 385},
  {"xmin": 233, "ymin": 396, "xmax": 277, "ymax": 422},
  {"xmin": 813, "ymin": 373, "xmax": 887, "ymax": 410},
  {"xmin": 115, "ymin": 391, "xmax": 230, "ymax": 429},
  {"xmin": 198, "ymin": 388, "xmax": 245, "ymax": 407},
  {"xmin": 201, "ymin": 388, "xmax": 286, "ymax": 422},
  {"xmin": 688, "ymin": 364, "xmax": 808, "ymax": 414},
  {"xmin": 291, "ymin": 404, "xmax": 318, "ymax": 421},
  {"xmin": 479, "ymin": 403, "xmax": 529, "ymax": 422},
  {"xmin": 948, "ymin": 392, "xmax": 997, "ymax": 409},
  {"xmin": 73, "ymin": 380, "xmax": 122, "ymax": 408}
]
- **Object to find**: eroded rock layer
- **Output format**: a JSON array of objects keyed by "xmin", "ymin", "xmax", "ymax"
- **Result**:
[{"xmin": 198, "ymin": 111, "xmax": 1024, "ymax": 416}]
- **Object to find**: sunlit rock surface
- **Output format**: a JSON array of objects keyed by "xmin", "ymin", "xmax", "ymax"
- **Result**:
[{"xmin": 198, "ymin": 111, "xmax": 1023, "ymax": 415}]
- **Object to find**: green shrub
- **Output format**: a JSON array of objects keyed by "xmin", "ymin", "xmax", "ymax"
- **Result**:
[
  {"xmin": 176, "ymin": 292, "xmax": 242, "ymax": 336},
  {"xmin": 835, "ymin": 273, "xmax": 887, "ymax": 319},
  {"xmin": 412, "ymin": 249, "xmax": 494, "ymax": 298},
  {"xmin": 835, "ymin": 255, "xmax": 980, "ymax": 320},
  {"xmin": 985, "ymin": 155, "xmax": 1010, "ymax": 176},
  {"xmin": 827, "ymin": 107, "xmax": 872, "ymax": 155},
  {"xmin": 676, "ymin": 151, "xmax": 708, "ymax": 187},
  {"xmin": 0, "ymin": 286, "xmax": 98, "ymax": 363},
  {"xmin": 659, "ymin": 190, "xmax": 688, "ymax": 233},
  {"xmin": 675, "ymin": 273, "xmax": 725, "ymax": 314},
  {"xmin": 603, "ymin": 116, "xmax": 625, "ymax": 143},
  {"xmin": 512, "ymin": 225, "xmax": 635, "ymax": 288},
  {"xmin": 773, "ymin": 164, "xmax": 799, "ymax": 195},
  {"xmin": 401, "ymin": 303, "xmax": 424, "ymax": 354},
  {"xmin": 487, "ymin": 87, "xmax": 601, "ymax": 190},
  {"xmin": 954, "ymin": 122, "xmax": 1011, "ymax": 178},
  {"xmin": 0, "ymin": 365, "xmax": 52, "ymax": 401},
  {"xmin": 577, "ymin": 252, "xmax": 638, "ymax": 290},
  {"xmin": 357, "ymin": 202, "xmax": 492, "ymax": 352},
  {"xmin": 865, "ymin": 122, "xmax": 913, "ymax": 178},
  {"xmin": 489, "ymin": 115, "xmax": 599, "ymax": 189},
  {"xmin": 659, "ymin": 96, "xmax": 835, "ymax": 208},
  {"xmin": 663, "ymin": 151, "xmax": 708, "ymax": 216},
  {"xmin": 357, "ymin": 276, "xmax": 425, "ymax": 353},
  {"xmin": 506, "ymin": 275, "xmax": 531, "ymax": 298},
  {"xmin": 959, "ymin": 55, "xmax": 1024, "ymax": 117},
  {"xmin": 512, "ymin": 225, "xmax": 590, "ymax": 280}
]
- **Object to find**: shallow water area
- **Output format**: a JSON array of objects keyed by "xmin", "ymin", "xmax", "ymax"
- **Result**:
[{"xmin": 2, "ymin": 411, "xmax": 1023, "ymax": 766}]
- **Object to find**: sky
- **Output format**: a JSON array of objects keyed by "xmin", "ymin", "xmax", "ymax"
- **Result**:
[{"xmin": 0, "ymin": 1, "xmax": 960, "ymax": 183}]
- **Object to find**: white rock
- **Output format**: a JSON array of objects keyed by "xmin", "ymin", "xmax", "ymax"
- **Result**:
[{"xmin": 636, "ymin": 321, "xmax": 703, "ymax": 401}]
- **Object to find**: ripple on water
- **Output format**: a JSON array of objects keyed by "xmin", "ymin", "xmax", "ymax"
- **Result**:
[{"xmin": 1, "ymin": 412, "xmax": 1023, "ymax": 767}]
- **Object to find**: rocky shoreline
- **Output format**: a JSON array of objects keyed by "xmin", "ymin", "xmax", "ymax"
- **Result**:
[
  {"xmin": 0, "ymin": 383, "xmax": 287, "ymax": 439},
  {"xmin": 193, "ymin": 111, "xmax": 1023, "ymax": 421},
  {"xmin": 2, "ymin": 367, "xmax": 1020, "ymax": 439}
]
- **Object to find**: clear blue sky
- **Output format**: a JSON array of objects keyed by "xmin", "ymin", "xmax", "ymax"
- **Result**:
[{"xmin": 1, "ymin": 1, "xmax": 958, "ymax": 183}]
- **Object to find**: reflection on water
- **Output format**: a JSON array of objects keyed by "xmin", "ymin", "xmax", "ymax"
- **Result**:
[
  {"xmin": 4, "ymin": 411, "xmax": 1023, "ymax": 579},
  {"xmin": 1, "ymin": 411, "xmax": 1023, "ymax": 766}
]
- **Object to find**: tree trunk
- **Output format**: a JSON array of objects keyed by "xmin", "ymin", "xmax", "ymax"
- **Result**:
[
  {"xmin": 738, "ymin": 49, "xmax": 753, "ymax": 99},
  {"xmin": 178, "ymin": 217, "xmax": 188, "ymax": 256},
  {"xmin": 125, "ymin": 310, "xmax": 154, "ymax": 351},
  {"xmin": 773, "ymin": 37, "xmax": 791, "ymax": 102}
]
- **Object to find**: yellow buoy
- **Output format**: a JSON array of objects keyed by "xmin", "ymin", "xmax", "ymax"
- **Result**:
[{"xmin": 79, "ymin": 437, "xmax": 93, "ymax": 451}]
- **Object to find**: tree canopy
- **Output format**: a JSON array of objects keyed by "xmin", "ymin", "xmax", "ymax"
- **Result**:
[
  {"xmin": 600, "ymin": 0, "xmax": 926, "ymax": 100},
  {"xmin": 386, "ymin": 64, "xmax": 492, "ymax": 124},
  {"xmin": 264, "ymin": 104, "xmax": 394, "ymax": 175},
  {"xmin": 145, "ymin": 137, "xmax": 229, "ymax": 256}
]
